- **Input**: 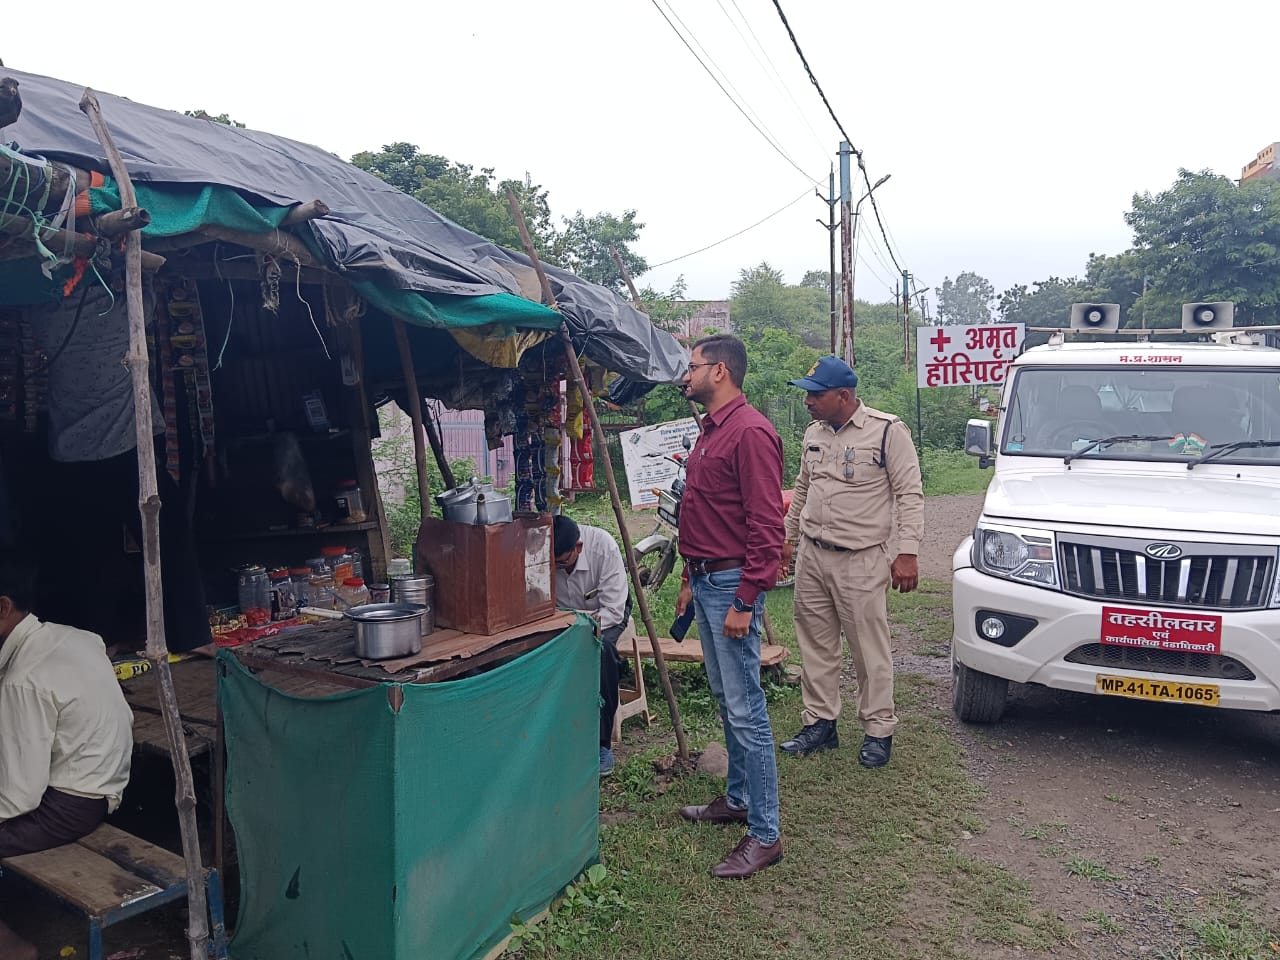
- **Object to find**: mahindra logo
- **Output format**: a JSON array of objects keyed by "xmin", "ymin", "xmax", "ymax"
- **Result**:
[{"xmin": 1145, "ymin": 543, "xmax": 1183, "ymax": 560}]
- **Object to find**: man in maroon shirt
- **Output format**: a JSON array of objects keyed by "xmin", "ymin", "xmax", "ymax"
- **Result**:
[{"xmin": 674, "ymin": 334, "xmax": 786, "ymax": 879}]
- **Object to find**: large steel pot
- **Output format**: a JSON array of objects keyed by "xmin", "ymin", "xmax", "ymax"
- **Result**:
[{"xmin": 345, "ymin": 603, "xmax": 426, "ymax": 659}]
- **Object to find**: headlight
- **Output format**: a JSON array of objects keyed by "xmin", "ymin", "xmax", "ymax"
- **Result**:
[{"xmin": 974, "ymin": 525, "xmax": 1058, "ymax": 588}]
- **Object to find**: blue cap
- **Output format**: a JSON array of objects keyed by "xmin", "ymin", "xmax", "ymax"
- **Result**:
[{"xmin": 788, "ymin": 355, "xmax": 859, "ymax": 391}]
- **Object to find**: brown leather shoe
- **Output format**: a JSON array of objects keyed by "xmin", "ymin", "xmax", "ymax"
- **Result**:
[
  {"xmin": 710, "ymin": 834, "xmax": 783, "ymax": 879},
  {"xmin": 679, "ymin": 795, "xmax": 749, "ymax": 825}
]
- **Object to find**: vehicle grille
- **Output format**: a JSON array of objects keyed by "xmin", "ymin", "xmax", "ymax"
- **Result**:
[
  {"xmin": 1065, "ymin": 643, "xmax": 1256, "ymax": 680},
  {"xmin": 1059, "ymin": 539, "xmax": 1275, "ymax": 610}
]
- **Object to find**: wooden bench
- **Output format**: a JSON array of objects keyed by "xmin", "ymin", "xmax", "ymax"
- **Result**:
[
  {"xmin": 0, "ymin": 823, "xmax": 227, "ymax": 960},
  {"xmin": 632, "ymin": 635, "xmax": 791, "ymax": 667}
]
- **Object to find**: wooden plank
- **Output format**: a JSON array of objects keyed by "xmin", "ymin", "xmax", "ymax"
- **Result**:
[
  {"xmin": 626, "ymin": 636, "xmax": 790, "ymax": 668},
  {"xmin": 1, "ymin": 842, "xmax": 162, "ymax": 918},
  {"xmin": 77, "ymin": 824, "xmax": 186, "ymax": 890}
]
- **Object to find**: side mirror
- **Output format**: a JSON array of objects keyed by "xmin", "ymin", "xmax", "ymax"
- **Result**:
[
  {"xmin": 965, "ymin": 418, "xmax": 995, "ymax": 469},
  {"xmin": 682, "ymin": 435, "xmax": 693, "ymax": 451}
]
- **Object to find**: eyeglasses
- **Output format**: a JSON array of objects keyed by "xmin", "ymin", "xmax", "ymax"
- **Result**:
[
  {"xmin": 842, "ymin": 447, "xmax": 855, "ymax": 480},
  {"xmin": 554, "ymin": 551, "xmax": 578, "ymax": 569},
  {"xmin": 684, "ymin": 361, "xmax": 720, "ymax": 376}
]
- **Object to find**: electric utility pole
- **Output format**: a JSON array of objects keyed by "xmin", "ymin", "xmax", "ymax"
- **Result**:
[
  {"xmin": 815, "ymin": 166, "xmax": 837, "ymax": 353},
  {"xmin": 838, "ymin": 141, "xmax": 855, "ymax": 364},
  {"xmin": 902, "ymin": 269, "xmax": 912, "ymax": 369}
]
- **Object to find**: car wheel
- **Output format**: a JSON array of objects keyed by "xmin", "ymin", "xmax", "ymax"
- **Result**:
[{"xmin": 951, "ymin": 652, "xmax": 1009, "ymax": 723}]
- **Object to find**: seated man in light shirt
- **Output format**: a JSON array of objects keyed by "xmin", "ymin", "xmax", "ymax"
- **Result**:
[
  {"xmin": 553, "ymin": 514, "xmax": 634, "ymax": 778},
  {"xmin": 0, "ymin": 560, "xmax": 134, "ymax": 960}
]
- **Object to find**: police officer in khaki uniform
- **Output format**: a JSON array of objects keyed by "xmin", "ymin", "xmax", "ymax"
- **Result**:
[{"xmin": 779, "ymin": 356, "xmax": 924, "ymax": 767}]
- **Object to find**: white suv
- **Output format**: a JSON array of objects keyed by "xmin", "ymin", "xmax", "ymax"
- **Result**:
[{"xmin": 952, "ymin": 336, "xmax": 1280, "ymax": 722}]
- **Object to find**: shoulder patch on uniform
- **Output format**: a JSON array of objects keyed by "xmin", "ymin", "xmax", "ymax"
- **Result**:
[{"xmin": 863, "ymin": 407, "xmax": 899, "ymax": 423}]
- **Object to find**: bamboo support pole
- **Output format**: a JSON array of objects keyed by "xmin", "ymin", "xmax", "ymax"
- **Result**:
[
  {"xmin": 280, "ymin": 199, "xmax": 330, "ymax": 226},
  {"xmin": 197, "ymin": 223, "xmax": 315, "ymax": 265},
  {"xmin": 422, "ymin": 402, "xmax": 457, "ymax": 490},
  {"xmin": 93, "ymin": 205, "xmax": 151, "ymax": 237},
  {"xmin": 0, "ymin": 218, "xmax": 166, "ymax": 270},
  {"xmin": 509, "ymin": 191, "xmax": 689, "ymax": 761},
  {"xmin": 607, "ymin": 250, "xmax": 781, "ymax": 646},
  {"xmin": 79, "ymin": 89, "xmax": 210, "ymax": 960},
  {"xmin": 392, "ymin": 318, "xmax": 434, "ymax": 521}
]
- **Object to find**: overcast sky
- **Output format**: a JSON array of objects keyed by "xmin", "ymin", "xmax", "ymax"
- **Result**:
[{"xmin": 9, "ymin": 0, "xmax": 1273, "ymax": 310}]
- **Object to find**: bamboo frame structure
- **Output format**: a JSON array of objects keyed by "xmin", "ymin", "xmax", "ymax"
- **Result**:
[
  {"xmin": 507, "ymin": 191, "xmax": 689, "ymax": 761},
  {"xmin": 79, "ymin": 89, "xmax": 210, "ymax": 960}
]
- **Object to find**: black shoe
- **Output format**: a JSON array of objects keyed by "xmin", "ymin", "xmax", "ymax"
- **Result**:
[
  {"xmin": 858, "ymin": 735, "xmax": 892, "ymax": 768},
  {"xmin": 780, "ymin": 719, "xmax": 838, "ymax": 756}
]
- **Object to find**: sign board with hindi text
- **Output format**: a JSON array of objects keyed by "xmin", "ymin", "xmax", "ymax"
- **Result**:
[
  {"xmin": 620, "ymin": 417, "xmax": 701, "ymax": 509},
  {"xmin": 916, "ymin": 323, "xmax": 1025, "ymax": 388}
]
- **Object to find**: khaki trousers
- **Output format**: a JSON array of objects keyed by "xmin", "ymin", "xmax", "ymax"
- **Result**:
[{"xmin": 794, "ymin": 539, "xmax": 897, "ymax": 737}]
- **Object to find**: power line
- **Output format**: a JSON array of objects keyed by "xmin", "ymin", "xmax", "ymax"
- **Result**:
[
  {"xmin": 648, "ymin": 185, "xmax": 817, "ymax": 269},
  {"xmin": 647, "ymin": 0, "xmax": 817, "ymax": 182},
  {"xmin": 768, "ymin": 0, "xmax": 857, "ymax": 152},
  {"xmin": 861, "ymin": 164, "xmax": 904, "ymax": 275},
  {"xmin": 715, "ymin": 0, "xmax": 830, "ymax": 160}
]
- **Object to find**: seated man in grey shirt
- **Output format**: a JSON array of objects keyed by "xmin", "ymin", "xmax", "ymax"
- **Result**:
[{"xmin": 553, "ymin": 515, "xmax": 634, "ymax": 778}]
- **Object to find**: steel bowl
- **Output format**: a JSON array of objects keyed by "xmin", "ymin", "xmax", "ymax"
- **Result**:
[{"xmin": 345, "ymin": 602, "xmax": 426, "ymax": 660}]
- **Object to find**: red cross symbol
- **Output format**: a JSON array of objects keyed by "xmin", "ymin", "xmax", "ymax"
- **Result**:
[{"xmin": 930, "ymin": 329, "xmax": 951, "ymax": 352}]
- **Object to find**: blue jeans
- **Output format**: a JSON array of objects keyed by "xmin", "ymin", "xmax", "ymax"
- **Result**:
[{"xmin": 691, "ymin": 569, "xmax": 780, "ymax": 844}]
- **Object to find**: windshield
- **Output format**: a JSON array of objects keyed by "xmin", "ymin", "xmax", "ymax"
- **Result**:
[{"xmin": 1000, "ymin": 365, "xmax": 1280, "ymax": 463}]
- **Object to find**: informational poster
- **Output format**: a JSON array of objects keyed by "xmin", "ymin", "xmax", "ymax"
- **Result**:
[
  {"xmin": 620, "ymin": 417, "xmax": 701, "ymax": 508},
  {"xmin": 916, "ymin": 323, "xmax": 1025, "ymax": 388}
]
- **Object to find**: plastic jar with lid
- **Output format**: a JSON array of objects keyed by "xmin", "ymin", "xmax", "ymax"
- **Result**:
[
  {"xmin": 337, "ymin": 577, "xmax": 371, "ymax": 608},
  {"xmin": 321, "ymin": 545, "xmax": 353, "ymax": 583},
  {"xmin": 306, "ymin": 556, "xmax": 329, "ymax": 576},
  {"xmin": 269, "ymin": 569, "xmax": 298, "ymax": 621},
  {"xmin": 237, "ymin": 565, "xmax": 270, "ymax": 626},
  {"xmin": 334, "ymin": 480, "xmax": 368, "ymax": 523},
  {"xmin": 306, "ymin": 574, "xmax": 337, "ymax": 610}
]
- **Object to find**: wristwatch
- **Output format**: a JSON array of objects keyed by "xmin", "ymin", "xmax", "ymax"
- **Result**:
[{"xmin": 731, "ymin": 597, "xmax": 753, "ymax": 613}]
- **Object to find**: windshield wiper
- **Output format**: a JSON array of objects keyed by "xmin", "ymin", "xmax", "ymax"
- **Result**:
[
  {"xmin": 1187, "ymin": 439, "xmax": 1280, "ymax": 471},
  {"xmin": 1063, "ymin": 435, "xmax": 1175, "ymax": 465}
]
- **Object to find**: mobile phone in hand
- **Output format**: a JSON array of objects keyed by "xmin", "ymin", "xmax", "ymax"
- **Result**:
[{"xmin": 670, "ymin": 606, "xmax": 695, "ymax": 642}]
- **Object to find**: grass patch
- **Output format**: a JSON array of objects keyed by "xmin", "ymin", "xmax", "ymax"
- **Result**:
[
  {"xmin": 507, "ymin": 670, "xmax": 1064, "ymax": 959},
  {"xmin": 922, "ymin": 449, "xmax": 993, "ymax": 497},
  {"xmin": 1084, "ymin": 908, "xmax": 1125, "ymax": 935},
  {"xmin": 1158, "ymin": 893, "xmax": 1280, "ymax": 960},
  {"xmin": 1065, "ymin": 856, "xmax": 1121, "ymax": 882},
  {"xmin": 887, "ymin": 579, "xmax": 953, "ymax": 648}
]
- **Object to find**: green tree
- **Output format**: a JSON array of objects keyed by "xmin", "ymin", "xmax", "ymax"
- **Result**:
[
  {"xmin": 550, "ymin": 210, "xmax": 648, "ymax": 293},
  {"xmin": 1125, "ymin": 169, "xmax": 1280, "ymax": 326},
  {"xmin": 350, "ymin": 142, "xmax": 555, "ymax": 253},
  {"xmin": 937, "ymin": 271, "xmax": 996, "ymax": 325},
  {"xmin": 1083, "ymin": 251, "xmax": 1146, "ymax": 327},
  {"xmin": 730, "ymin": 262, "xmax": 829, "ymax": 347},
  {"xmin": 184, "ymin": 109, "xmax": 245, "ymax": 128},
  {"xmin": 997, "ymin": 276, "xmax": 1087, "ymax": 329}
]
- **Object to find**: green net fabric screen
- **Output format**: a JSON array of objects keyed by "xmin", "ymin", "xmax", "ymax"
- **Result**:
[{"xmin": 217, "ymin": 616, "xmax": 599, "ymax": 960}]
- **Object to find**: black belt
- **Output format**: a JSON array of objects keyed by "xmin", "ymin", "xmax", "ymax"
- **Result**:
[
  {"xmin": 684, "ymin": 557, "xmax": 745, "ymax": 576},
  {"xmin": 805, "ymin": 535, "xmax": 850, "ymax": 553}
]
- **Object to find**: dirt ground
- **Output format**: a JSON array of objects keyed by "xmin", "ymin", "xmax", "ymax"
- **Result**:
[{"xmin": 899, "ymin": 493, "xmax": 1280, "ymax": 957}]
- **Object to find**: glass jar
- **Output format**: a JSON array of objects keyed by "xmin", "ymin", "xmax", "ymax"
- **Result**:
[
  {"xmin": 237, "ymin": 564, "xmax": 270, "ymax": 626},
  {"xmin": 289, "ymin": 567, "xmax": 312, "ymax": 610},
  {"xmin": 335, "ymin": 480, "xmax": 367, "ymax": 523},
  {"xmin": 368, "ymin": 582, "xmax": 391, "ymax": 604},
  {"xmin": 269, "ymin": 569, "xmax": 298, "ymax": 621},
  {"xmin": 387, "ymin": 558, "xmax": 412, "ymax": 577},
  {"xmin": 347, "ymin": 547, "xmax": 364, "ymax": 581},
  {"xmin": 306, "ymin": 556, "xmax": 329, "ymax": 576},
  {"xmin": 321, "ymin": 546, "xmax": 353, "ymax": 583}
]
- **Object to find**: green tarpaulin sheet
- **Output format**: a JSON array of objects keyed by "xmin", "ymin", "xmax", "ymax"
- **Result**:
[{"xmin": 217, "ymin": 615, "xmax": 599, "ymax": 960}]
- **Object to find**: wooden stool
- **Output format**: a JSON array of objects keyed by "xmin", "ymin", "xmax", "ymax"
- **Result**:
[{"xmin": 0, "ymin": 823, "xmax": 228, "ymax": 960}]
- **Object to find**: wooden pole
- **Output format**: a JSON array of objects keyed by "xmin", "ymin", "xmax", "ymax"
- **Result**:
[
  {"xmin": 510, "ymin": 191, "xmax": 689, "ymax": 761},
  {"xmin": 421, "ymin": 402, "xmax": 457, "ymax": 490},
  {"xmin": 608, "ymin": 249, "xmax": 780, "ymax": 646},
  {"xmin": 79, "ymin": 89, "xmax": 210, "ymax": 960},
  {"xmin": 280, "ymin": 199, "xmax": 330, "ymax": 226},
  {"xmin": 391, "ymin": 318, "xmax": 434, "ymax": 521}
]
